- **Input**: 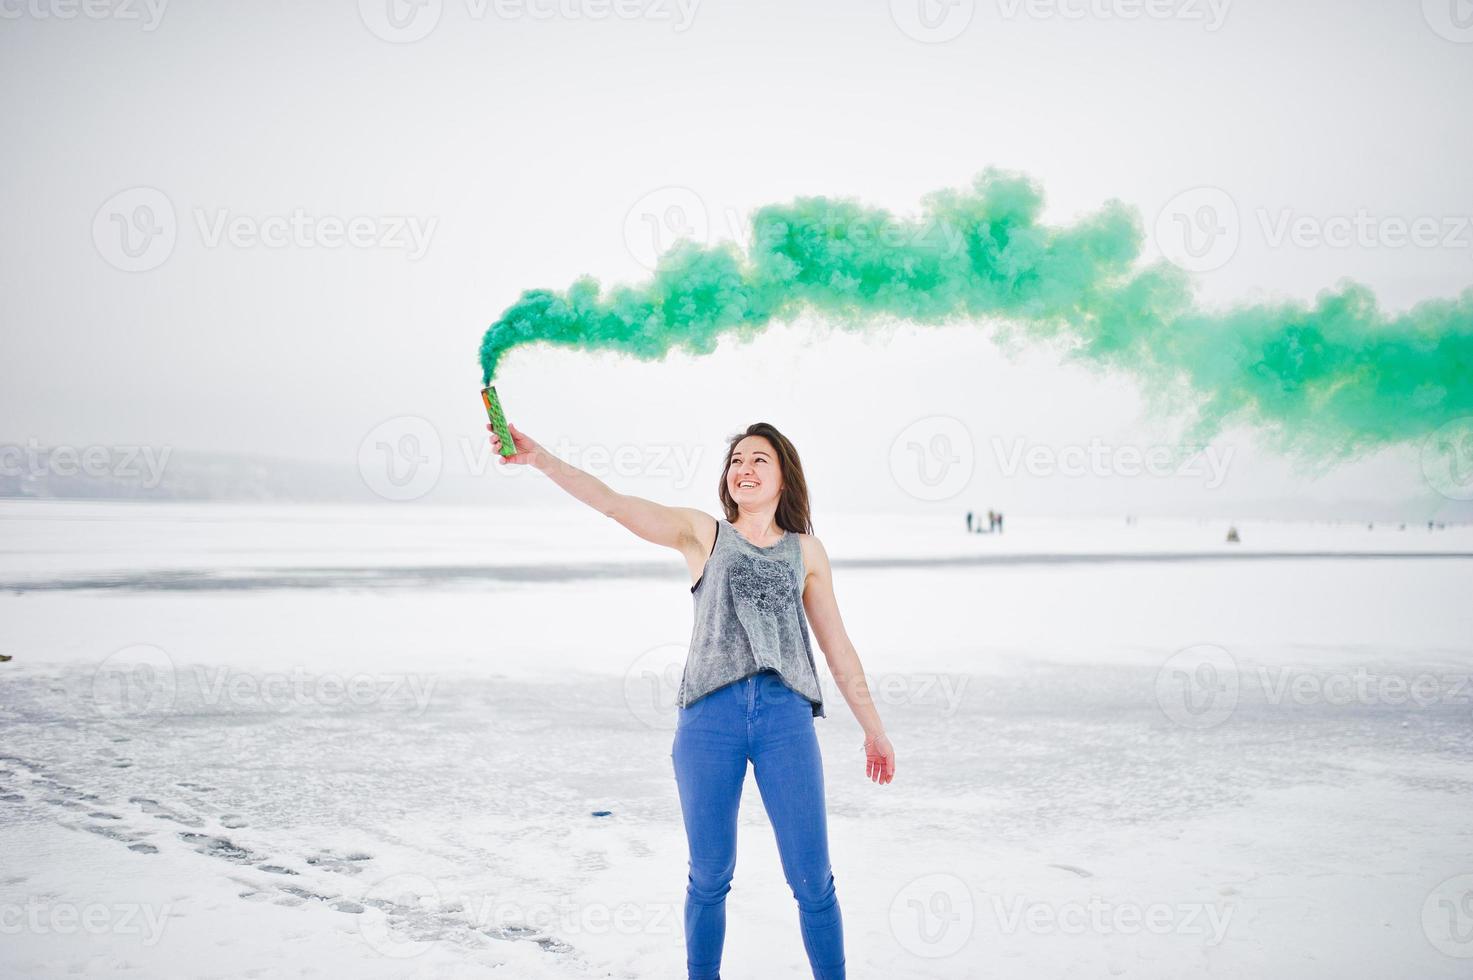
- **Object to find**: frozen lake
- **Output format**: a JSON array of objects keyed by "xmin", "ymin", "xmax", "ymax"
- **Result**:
[{"xmin": 2, "ymin": 501, "xmax": 1472, "ymax": 978}]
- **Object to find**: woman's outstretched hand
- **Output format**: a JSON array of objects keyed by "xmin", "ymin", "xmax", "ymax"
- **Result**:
[
  {"xmin": 488, "ymin": 421, "xmax": 543, "ymax": 467},
  {"xmin": 863, "ymin": 732, "xmax": 896, "ymax": 784}
]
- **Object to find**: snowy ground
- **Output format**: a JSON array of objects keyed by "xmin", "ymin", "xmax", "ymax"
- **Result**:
[{"xmin": 2, "ymin": 501, "xmax": 1472, "ymax": 978}]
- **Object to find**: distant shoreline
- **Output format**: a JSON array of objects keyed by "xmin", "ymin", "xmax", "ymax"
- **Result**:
[{"xmin": 5, "ymin": 550, "xmax": 1472, "ymax": 593}]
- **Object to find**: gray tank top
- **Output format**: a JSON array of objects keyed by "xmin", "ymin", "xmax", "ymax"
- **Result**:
[{"xmin": 677, "ymin": 516, "xmax": 825, "ymax": 718}]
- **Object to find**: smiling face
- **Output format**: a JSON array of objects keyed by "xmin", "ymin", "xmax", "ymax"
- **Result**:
[{"xmin": 726, "ymin": 435, "xmax": 784, "ymax": 510}]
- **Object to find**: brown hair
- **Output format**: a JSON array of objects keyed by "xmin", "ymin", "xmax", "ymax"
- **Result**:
[{"xmin": 717, "ymin": 422, "xmax": 813, "ymax": 534}]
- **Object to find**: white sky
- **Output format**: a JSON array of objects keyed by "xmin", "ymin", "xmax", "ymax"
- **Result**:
[{"xmin": 2, "ymin": 0, "xmax": 1471, "ymax": 517}]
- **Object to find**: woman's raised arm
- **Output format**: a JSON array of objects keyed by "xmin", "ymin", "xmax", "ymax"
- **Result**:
[{"xmin": 489, "ymin": 421, "xmax": 708, "ymax": 553}]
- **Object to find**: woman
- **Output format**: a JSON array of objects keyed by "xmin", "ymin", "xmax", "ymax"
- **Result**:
[{"xmin": 487, "ymin": 418, "xmax": 897, "ymax": 980}]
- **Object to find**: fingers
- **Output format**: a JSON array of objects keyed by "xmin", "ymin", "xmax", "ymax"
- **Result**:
[
  {"xmin": 865, "ymin": 749, "xmax": 896, "ymax": 784},
  {"xmin": 487, "ymin": 424, "xmax": 510, "ymax": 464},
  {"xmin": 866, "ymin": 752, "xmax": 890, "ymax": 783}
]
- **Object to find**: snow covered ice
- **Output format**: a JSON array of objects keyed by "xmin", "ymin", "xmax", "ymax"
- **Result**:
[{"xmin": 2, "ymin": 500, "xmax": 1472, "ymax": 978}]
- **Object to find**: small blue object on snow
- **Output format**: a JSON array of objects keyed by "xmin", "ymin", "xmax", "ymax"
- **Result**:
[{"xmin": 591, "ymin": 810, "xmax": 613, "ymax": 817}]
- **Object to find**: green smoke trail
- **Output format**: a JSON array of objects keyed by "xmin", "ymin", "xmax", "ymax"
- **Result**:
[{"xmin": 478, "ymin": 168, "xmax": 1473, "ymax": 462}]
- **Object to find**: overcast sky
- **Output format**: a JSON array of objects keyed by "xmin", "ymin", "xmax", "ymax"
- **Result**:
[{"xmin": 2, "ymin": 0, "xmax": 1471, "ymax": 517}]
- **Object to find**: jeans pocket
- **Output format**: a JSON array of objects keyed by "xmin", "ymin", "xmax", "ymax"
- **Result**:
[
  {"xmin": 676, "ymin": 693, "xmax": 709, "ymax": 729},
  {"xmin": 769, "ymin": 678, "xmax": 811, "ymax": 716},
  {"xmin": 774, "ymin": 676, "xmax": 800, "ymax": 700}
]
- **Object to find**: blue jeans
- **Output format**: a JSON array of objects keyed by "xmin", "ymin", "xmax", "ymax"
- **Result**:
[{"xmin": 670, "ymin": 668, "xmax": 845, "ymax": 979}]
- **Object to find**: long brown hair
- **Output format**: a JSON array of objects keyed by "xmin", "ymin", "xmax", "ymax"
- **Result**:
[{"xmin": 717, "ymin": 422, "xmax": 813, "ymax": 535}]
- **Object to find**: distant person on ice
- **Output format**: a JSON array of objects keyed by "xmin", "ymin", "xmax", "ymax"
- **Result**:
[{"xmin": 488, "ymin": 418, "xmax": 893, "ymax": 980}]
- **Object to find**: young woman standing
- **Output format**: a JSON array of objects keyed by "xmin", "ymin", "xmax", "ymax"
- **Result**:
[{"xmin": 488, "ymin": 419, "xmax": 897, "ymax": 979}]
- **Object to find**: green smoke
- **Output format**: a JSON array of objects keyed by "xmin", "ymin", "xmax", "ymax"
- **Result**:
[{"xmin": 478, "ymin": 168, "xmax": 1472, "ymax": 462}]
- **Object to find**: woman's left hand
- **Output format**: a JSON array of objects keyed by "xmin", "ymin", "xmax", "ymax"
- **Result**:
[{"xmin": 863, "ymin": 733, "xmax": 895, "ymax": 784}]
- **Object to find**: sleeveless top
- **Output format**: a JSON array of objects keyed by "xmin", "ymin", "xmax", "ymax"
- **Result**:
[{"xmin": 677, "ymin": 516, "xmax": 826, "ymax": 718}]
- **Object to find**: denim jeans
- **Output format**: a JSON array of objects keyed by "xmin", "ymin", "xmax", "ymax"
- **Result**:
[{"xmin": 670, "ymin": 668, "xmax": 845, "ymax": 980}]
